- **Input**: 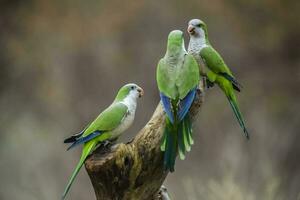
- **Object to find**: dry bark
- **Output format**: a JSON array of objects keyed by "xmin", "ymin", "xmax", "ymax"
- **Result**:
[{"xmin": 85, "ymin": 83, "xmax": 204, "ymax": 200}]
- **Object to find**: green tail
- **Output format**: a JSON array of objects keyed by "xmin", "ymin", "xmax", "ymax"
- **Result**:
[
  {"xmin": 178, "ymin": 114, "xmax": 193, "ymax": 158},
  {"xmin": 161, "ymin": 114, "xmax": 194, "ymax": 172},
  {"xmin": 227, "ymin": 94, "xmax": 249, "ymax": 139},
  {"xmin": 162, "ymin": 118, "xmax": 177, "ymax": 172},
  {"xmin": 62, "ymin": 141, "xmax": 97, "ymax": 200}
]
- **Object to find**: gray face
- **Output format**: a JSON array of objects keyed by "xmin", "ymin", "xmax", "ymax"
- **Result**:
[
  {"xmin": 123, "ymin": 83, "xmax": 144, "ymax": 98},
  {"xmin": 189, "ymin": 19, "xmax": 203, "ymax": 27},
  {"xmin": 187, "ymin": 19, "xmax": 205, "ymax": 38}
]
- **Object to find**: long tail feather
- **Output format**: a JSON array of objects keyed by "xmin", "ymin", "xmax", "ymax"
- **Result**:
[
  {"xmin": 160, "ymin": 129, "xmax": 167, "ymax": 152},
  {"xmin": 177, "ymin": 122, "xmax": 186, "ymax": 160},
  {"xmin": 185, "ymin": 115, "xmax": 194, "ymax": 145},
  {"xmin": 227, "ymin": 95, "xmax": 249, "ymax": 139},
  {"xmin": 168, "ymin": 131, "xmax": 177, "ymax": 172},
  {"xmin": 162, "ymin": 128, "xmax": 170, "ymax": 168},
  {"xmin": 162, "ymin": 118, "xmax": 177, "ymax": 172},
  {"xmin": 183, "ymin": 114, "xmax": 193, "ymax": 148},
  {"xmin": 62, "ymin": 141, "xmax": 97, "ymax": 200},
  {"xmin": 182, "ymin": 120, "xmax": 191, "ymax": 152}
]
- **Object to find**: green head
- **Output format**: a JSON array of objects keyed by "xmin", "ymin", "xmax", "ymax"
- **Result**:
[
  {"xmin": 187, "ymin": 19, "xmax": 209, "ymax": 42},
  {"xmin": 114, "ymin": 83, "xmax": 144, "ymax": 102},
  {"xmin": 166, "ymin": 30, "xmax": 184, "ymax": 55}
]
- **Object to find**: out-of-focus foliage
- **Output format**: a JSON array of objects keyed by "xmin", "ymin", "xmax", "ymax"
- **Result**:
[{"xmin": 0, "ymin": 0, "xmax": 299, "ymax": 199}]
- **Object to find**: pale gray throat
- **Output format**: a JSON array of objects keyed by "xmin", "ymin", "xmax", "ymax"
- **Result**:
[{"xmin": 188, "ymin": 36, "xmax": 207, "ymax": 53}]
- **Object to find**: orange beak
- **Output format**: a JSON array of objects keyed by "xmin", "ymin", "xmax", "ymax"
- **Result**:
[
  {"xmin": 137, "ymin": 87, "xmax": 144, "ymax": 98},
  {"xmin": 187, "ymin": 25, "xmax": 195, "ymax": 35}
]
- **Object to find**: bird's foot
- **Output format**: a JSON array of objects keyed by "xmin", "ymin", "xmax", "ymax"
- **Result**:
[
  {"xmin": 206, "ymin": 78, "xmax": 214, "ymax": 89},
  {"xmin": 96, "ymin": 139, "xmax": 117, "ymax": 153},
  {"xmin": 102, "ymin": 139, "xmax": 117, "ymax": 148}
]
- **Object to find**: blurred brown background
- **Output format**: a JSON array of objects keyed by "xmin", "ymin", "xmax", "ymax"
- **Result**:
[{"xmin": 0, "ymin": 0, "xmax": 299, "ymax": 199}]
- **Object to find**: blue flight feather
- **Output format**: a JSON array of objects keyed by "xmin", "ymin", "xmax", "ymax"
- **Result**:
[
  {"xmin": 160, "ymin": 93, "xmax": 174, "ymax": 123},
  {"xmin": 178, "ymin": 88, "xmax": 196, "ymax": 121},
  {"xmin": 67, "ymin": 131, "xmax": 102, "ymax": 150}
]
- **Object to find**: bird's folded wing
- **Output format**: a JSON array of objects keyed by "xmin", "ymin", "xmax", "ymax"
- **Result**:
[
  {"xmin": 82, "ymin": 103, "xmax": 129, "ymax": 137},
  {"xmin": 65, "ymin": 103, "xmax": 129, "ymax": 150},
  {"xmin": 160, "ymin": 93, "xmax": 174, "ymax": 123},
  {"xmin": 178, "ymin": 88, "xmax": 197, "ymax": 121}
]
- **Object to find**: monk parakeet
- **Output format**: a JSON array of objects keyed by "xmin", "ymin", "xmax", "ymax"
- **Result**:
[
  {"xmin": 157, "ymin": 30, "xmax": 200, "ymax": 172},
  {"xmin": 187, "ymin": 19, "xmax": 249, "ymax": 139},
  {"xmin": 62, "ymin": 83, "xmax": 144, "ymax": 199}
]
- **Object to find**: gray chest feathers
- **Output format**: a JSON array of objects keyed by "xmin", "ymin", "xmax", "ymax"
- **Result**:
[
  {"xmin": 188, "ymin": 40, "xmax": 207, "ymax": 66},
  {"xmin": 110, "ymin": 106, "xmax": 136, "ymax": 138},
  {"xmin": 188, "ymin": 48, "xmax": 202, "ymax": 65}
]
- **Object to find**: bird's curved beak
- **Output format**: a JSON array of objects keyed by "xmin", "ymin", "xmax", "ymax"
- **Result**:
[
  {"xmin": 187, "ymin": 25, "xmax": 195, "ymax": 35},
  {"xmin": 137, "ymin": 87, "xmax": 144, "ymax": 98}
]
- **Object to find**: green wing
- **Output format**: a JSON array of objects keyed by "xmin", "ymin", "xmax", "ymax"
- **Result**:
[
  {"xmin": 200, "ymin": 46, "xmax": 233, "ymax": 76},
  {"xmin": 176, "ymin": 54, "xmax": 200, "ymax": 99},
  {"xmin": 156, "ymin": 58, "xmax": 178, "ymax": 99},
  {"xmin": 200, "ymin": 46, "xmax": 242, "ymax": 91},
  {"xmin": 83, "ymin": 103, "xmax": 128, "ymax": 137}
]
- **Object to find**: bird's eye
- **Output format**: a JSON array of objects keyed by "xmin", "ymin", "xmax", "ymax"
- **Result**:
[
  {"xmin": 131, "ymin": 86, "xmax": 135, "ymax": 90},
  {"xmin": 197, "ymin": 24, "xmax": 201, "ymax": 27}
]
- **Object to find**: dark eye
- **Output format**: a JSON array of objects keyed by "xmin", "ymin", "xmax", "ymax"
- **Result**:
[
  {"xmin": 196, "ymin": 24, "xmax": 201, "ymax": 27},
  {"xmin": 131, "ymin": 86, "xmax": 135, "ymax": 90}
]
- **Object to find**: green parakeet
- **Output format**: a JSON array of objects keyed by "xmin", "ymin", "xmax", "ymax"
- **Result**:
[
  {"xmin": 187, "ymin": 19, "xmax": 249, "ymax": 139},
  {"xmin": 62, "ymin": 83, "xmax": 143, "ymax": 199},
  {"xmin": 156, "ymin": 30, "xmax": 200, "ymax": 172}
]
